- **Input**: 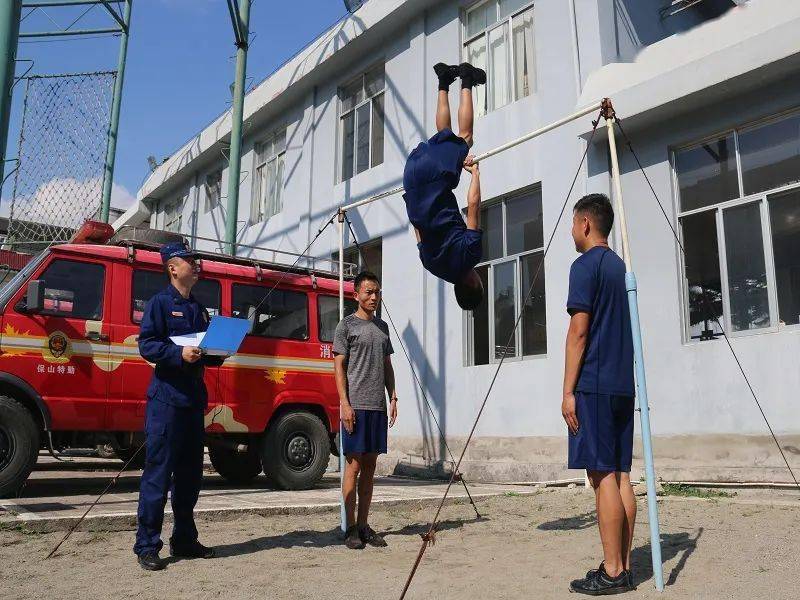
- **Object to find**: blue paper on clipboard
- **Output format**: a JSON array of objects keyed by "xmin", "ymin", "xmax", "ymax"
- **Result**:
[{"xmin": 198, "ymin": 316, "xmax": 250, "ymax": 356}]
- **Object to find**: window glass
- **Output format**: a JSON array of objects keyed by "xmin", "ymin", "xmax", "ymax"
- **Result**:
[
  {"xmin": 466, "ymin": 2, "xmax": 493, "ymax": 37},
  {"xmin": 355, "ymin": 103, "xmax": 371, "ymax": 175},
  {"xmin": 341, "ymin": 112, "xmax": 355, "ymax": 181},
  {"xmin": 675, "ymin": 135, "xmax": 739, "ymax": 211},
  {"xmin": 131, "ymin": 272, "xmax": 220, "ymax": 324},
  {"xmin": 232, "ymin": 284, "xmax": 308, "ymax": 340},
  {"xmin": 481, "ymin": 203, "xmax": 503, "ymax": 261},
  {"xmin": 723, "ymin": 203, "xmax": 770, "ymax": 331},
  {"xmin": 340, "ymin": 79, "xmax": 363, "ymax": 113},
  {"xmin": 204, "ymin": 170, "xmax": 221, "ymax": 212},
  {"xmin": 318, "ymin": 295, "xmax": 358, "ymax": 343},
  {"xmin": 511, "ymin": 8, "xmax": 535, "ymax": 100},
  {"xmin": 29, "ymin": 259, "xmax": 105, "ymax": 320},
  {"xmin": 739, "ymin": 113, "xmax": 800, "ymax": 196},
  {"xmin": 364, "ymin": 65, "xmax": 385, "ymax": 97},
  {"xmin": 465, "ymin": 36, "xmax": 488, "ymax": 116},
  {"xmin": 488, "ymin": 23, "xmax": 510, "ymax": 111},
  {"xmin": 499, "ymin": 0, "xmax": 529, "ymax": 19},
  {"xmin": 769, "ymin": 189, "xmax": 800, "ymax": 326},
  {"xmin": 681, "ymin": 211, "xmax": 724, "ymax": 339},
  {"xmin": 493, "ymin": 259, "xmax": 517, "ymax": 359},
  {"xmin": 472, "ymin": 265, "xmax": 490, "ymax": 366},
  {"xmin": 371, "ymin": 94, "xmax": 385, "ymax": 168},
  {"xmin": 506, "ymin": 191, "xmax": 543, "ymax": 255},
  {"xmin": 521, "ymin": 251, "xmax": 546, "ymax": 355}
]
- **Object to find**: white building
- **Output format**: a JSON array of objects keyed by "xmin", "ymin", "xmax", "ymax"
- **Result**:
[{"xmin": 116, "ymin": 0, "xmax": 800, "ymax": 483}]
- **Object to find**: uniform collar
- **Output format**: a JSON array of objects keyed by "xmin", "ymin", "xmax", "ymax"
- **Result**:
[{"xmin": 166, "ymin": 283, "xmax": 194, "ymax": 304}]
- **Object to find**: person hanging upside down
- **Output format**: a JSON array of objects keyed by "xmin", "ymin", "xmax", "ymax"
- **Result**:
[{"xmin": 403, "ymin": 62, "xmax": 486, "ymax": 310}]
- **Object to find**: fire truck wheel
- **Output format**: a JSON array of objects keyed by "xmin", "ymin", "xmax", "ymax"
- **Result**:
[
  {"xmin": 208, "ymin": 445, "xmax": 262, "ymax": 484},
  {"xmin": 0, "ymin": 396, "xmax": 40, "ymax": 499},
  {"xmin": 261, "ymin": 411, "xmax": 329, "ymax": 490}
]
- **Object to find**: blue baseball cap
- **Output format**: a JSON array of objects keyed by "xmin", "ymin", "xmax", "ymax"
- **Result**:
[{"xmin": 160, "ymin": 241, "xmax": 198, "ymax": 263}]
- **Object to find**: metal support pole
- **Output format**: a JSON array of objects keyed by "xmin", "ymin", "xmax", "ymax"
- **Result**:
[
  {"xmin": 0, "ymin": 0, "xmax": 22, "ymax": 195},
  {"xmin": 224, "ymin": 0, "xmax": 250, "ymax": 255},
  {"xmin": 100, "ymin": 0, "xmax": 131, "ymax": 223},
  {"xmin": 337, "ymin": 210, "xmax": 346, "ymax": 533},
  {"xmin": 604, "ymin": 101, "xmax": 664, "ymax": 592}
]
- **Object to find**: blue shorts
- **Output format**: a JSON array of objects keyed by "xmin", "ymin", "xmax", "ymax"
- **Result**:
[
  {"xmin": 342, "ymin": 409, "xmax": 388, "ymax": 455},
  {"xmin": 568, "ymin": 392, "xmax": 634, "ymax": 472}
]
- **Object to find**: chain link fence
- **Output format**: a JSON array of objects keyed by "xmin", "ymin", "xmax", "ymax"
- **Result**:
[{"xmin": 6, "ymin": 71, "xmax": 116, "ymax": 252}]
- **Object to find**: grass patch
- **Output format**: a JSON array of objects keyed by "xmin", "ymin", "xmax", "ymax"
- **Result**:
[
  {"xmin": 504, "ymin": 491, "xmax": 521, "ymax": 498},
  {"xmin": 660, "ymin": 483, "xmax": 735, "ymax": 499}
]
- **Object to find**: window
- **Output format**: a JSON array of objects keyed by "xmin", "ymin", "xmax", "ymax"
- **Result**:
[
  {"xmin": 23, "ymin": 259, "xmax": 105, "ymax": 320},
  {"xmin": 163, "ymin": 197, "xmax": 184, "ymax": 233},
  {"xmin": 467, "ymin": 187, "xmax": 546, "ymax": 365},
  {"xmin": 338, "ymin": 65, "xmax": 385, "ymax": 181},
  {"xmin": 332, "ymin": 238, "xmax": 383, "ymax": 283},
  {"xmin": 131, "ymin": 270, "xmax": 221, "ymax": 324},
  {"xmin": 251, "ymin": 130, "xmax": 286, "ymax": 222},
  {"xmin": 675, "ymin": 110, "xmax": 800, "ymax": 339},
  {"xmin": 204, "ymin": 170, "xmax": 222, "ymax": 213},
  {"xmin": 318, "ymin": 295, "xmax": 358, "ymax": 343},
  {"xmin": 463, "ymin": 0, "xmax": 535, "ymax": 117},
  {"xmin": 231, "ymin": 284, "xmax": 308, "ymax": 340}
]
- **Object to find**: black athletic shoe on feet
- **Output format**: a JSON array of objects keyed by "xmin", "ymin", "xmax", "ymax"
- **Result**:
[
  {"xmin": 137, "ymin": 552, "xmax": 167, "ymax": 571},
  {"xmin": 569, "ymin": 565, "xmax": 634, "ymax": 595},
  {"xmin": 434, "ymin": 62, "xmax": 460, "ymax": 90},
  {"xmin": 169, "ymin": 540, "xmax": 215, "ymax": 559},
  {"xmin": 345, "ymin": 525, "xmax": 366, "ymax": 550},
  {"xmin": 586, "ymin": 563, "xmax": 635, "ymax": 589},
  {"xmin": 459, "ymin": 62, "xmax": 487, "ymax": 88},
  {"xmin": 359, "ymin": 524, "xmax": 388, "ymax": 547}
]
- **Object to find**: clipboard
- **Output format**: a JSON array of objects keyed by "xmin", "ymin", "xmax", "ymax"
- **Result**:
[{"xmin": 169, "ymin": 316, "xmax": 250, "ymax": 357}]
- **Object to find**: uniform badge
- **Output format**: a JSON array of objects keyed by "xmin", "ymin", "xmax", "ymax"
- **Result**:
[{"xmin": 172, "ymin": 311, "xmax": 184, "ymax": 317}]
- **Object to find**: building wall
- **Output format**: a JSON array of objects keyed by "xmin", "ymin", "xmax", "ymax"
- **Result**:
[{"xmin": 141, "ymin": 0, "xmax": 800, "ymax": 482}]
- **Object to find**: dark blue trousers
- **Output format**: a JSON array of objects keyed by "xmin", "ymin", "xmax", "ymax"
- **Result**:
[{"xmin": 133, "ymin": 400, "xmax": 204, "ymax": 556}]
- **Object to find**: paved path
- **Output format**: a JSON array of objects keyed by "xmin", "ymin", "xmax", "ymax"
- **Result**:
[{"xmin": 0, "ymin": 453, "xmax": 539, "ymax": 531}]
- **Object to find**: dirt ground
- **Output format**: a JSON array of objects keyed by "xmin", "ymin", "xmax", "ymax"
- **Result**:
[{"xmin": 1, "ymin": 488, "xmax": 798, "ymax": 600}]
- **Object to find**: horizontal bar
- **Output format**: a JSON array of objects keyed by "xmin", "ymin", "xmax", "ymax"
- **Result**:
[
  {"xmin": 19, "ymin": 26, "xmax": 122, "ymax": 37},
  {"xmin": 339, "ymin": 100, "xmax": 604, "ymax": 213},
  {"xmin": 23, "ymin": 1, "xmax": 109, "ymax": 7}
]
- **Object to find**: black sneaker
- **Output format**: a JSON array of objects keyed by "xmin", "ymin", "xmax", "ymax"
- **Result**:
[
  {"xmin": 359, "ymin": 524, "xmax": 388, "ymax": 548},
  {"xmin": 585, "ymin": 563, "xmax": 635, "ymax": 590},
  {"xmin": 137, "ymin": 552, "xmax": 167, "ymax": 571},
  {"xmin": 344, "ymin": 525, "xmax": 365, "ymax": 550},
  {"xmin": 434, "ymin": 62, "xmax": 460, "ymax": 89},
  {"xmin": 459, "ymin": 62, "xmax": 487, "ymax": 87},
  {"xmin": 169, "ymin": 540, "xmax": 215, "ymax": 559},
  {"xmin": 569, "ymin": 565, "xmax": 634, "ymax": 595}
]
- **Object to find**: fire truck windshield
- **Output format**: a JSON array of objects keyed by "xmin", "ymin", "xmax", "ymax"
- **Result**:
[{"xmin": 0, "ymin": 249, "xmax": 49, "ymax": 310}]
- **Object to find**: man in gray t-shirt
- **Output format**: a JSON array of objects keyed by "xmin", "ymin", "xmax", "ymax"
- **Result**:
[{"xmin": 333, "ymin": 271, "xmax": 397, "ymax": 550}]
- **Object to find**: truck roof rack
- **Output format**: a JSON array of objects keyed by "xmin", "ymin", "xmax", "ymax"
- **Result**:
[{"xmin": 110, "ymin": 226, "xmax": 357, "ymax": 279}]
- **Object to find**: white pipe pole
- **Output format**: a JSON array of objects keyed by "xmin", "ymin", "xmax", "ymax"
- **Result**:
[
  {"xmin": 339, "ymin": 100, "xmax": 604, "ymax": 213},
  {"xmin": 337, "ymin": 213, "xmax": 346, "ymax": 533}
]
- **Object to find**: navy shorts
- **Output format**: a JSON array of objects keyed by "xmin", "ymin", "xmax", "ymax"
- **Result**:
[
  {"xmin": 568, "ymin": 392, "xmax": 634, "ymax": 472},
  {"xmin": 342, "ymin": 409, "xmax": 388, "ymax": 455}
]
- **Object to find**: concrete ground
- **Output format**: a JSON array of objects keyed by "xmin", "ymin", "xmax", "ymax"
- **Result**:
[{"xmin": 0, "ymin": 452, "xmax": 536, "ymax": 532}]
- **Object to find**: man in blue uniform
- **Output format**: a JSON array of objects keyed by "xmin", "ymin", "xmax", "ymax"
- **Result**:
[
  {"xmin": 403, "ymin": 62, "xmax": 485, "ymax": 310},
  {"xmin": 133, "ymin": 241, "xmax": 224, "ymax": 571},
  {"xmin": 561, "ymin": 194, "xmax": 636, "ymax": 595}
]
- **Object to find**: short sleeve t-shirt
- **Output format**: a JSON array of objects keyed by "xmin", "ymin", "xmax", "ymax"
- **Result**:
[
  {"xmin": 332, "ymin": 313, "xmax": 394, "ymax": 411},
  {"xmin": 566, "ymin": 246, "xmax": 634, "ymax": 396}
]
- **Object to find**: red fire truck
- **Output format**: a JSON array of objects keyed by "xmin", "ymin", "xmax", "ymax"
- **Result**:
[{"xmin": 0, "ymin": 223, "xmax": 356, "ymax": 497}]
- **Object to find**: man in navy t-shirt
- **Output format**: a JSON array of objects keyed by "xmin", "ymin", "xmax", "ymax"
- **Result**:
[
  {"xmin": 403, "ymin": 62, "xmax": 485, "ymax": 310},
  {"xmin": 562, "ymin": 193, "xmax": 636, "ymax": 595}
]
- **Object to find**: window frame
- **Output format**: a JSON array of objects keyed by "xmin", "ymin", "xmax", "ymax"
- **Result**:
[
  {"xmin": 462, "ymin": 0, "xmax": 536, "ymax": 116},
  {"xmin": 465, "ymin": 186, "xmax": 547, "ymax": 366},
  {"xmin": 252, "ymin": 129, "xmax": 287, "ymax": 223},
  {"xmin": 231, "ymin": 282, "xmax": 310, "ymax": 341},
  {"xmin": 337, "ymin": 64, "xmax": 386, "ymax": 183},
  {"xmin": 204, "ymin": 170, "xmax": 222, "ymax": 213},
  {"xmin": 130, "ymin": 269, "xmax": 222, "ymax": 325},
  {"xmin": 672, "ymin": 107, "xmax": 800, "ymax": 343},
  {"xmin": 163, "ymin": 195, "xmax": 185, "ymax": 233}
]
